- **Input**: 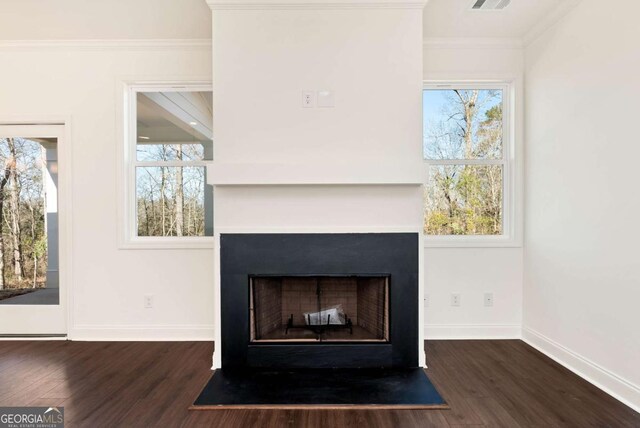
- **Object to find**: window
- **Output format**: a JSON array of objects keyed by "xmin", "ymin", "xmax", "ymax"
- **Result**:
[
  {"xmin": 423, "ymin": 82, "xmax": 516, "ymax": 246},
  {"xmin": 123, "ymin": 84, "xmax": 214, "ymax": 248}
]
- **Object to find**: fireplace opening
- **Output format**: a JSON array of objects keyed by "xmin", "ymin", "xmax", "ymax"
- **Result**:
[{"xmin": 250, "ymin": 275, "xmax": 389, "ymax": 343}]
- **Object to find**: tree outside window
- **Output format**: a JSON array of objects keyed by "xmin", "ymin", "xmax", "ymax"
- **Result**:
[{"xmin": 423, "ymin": 86, "xmax": 508, "ymax": 238}]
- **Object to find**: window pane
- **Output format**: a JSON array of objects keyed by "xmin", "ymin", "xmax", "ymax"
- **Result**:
[
  {"xmin": 424, "ymin": 165, "xmax": 503, "ymax": 236},
  {"xmin": 136, "ymin": 91, "xmax": 213, "ymax": 161},
  {"xmin": 0, "ymin": 137, "xmax": 59, "ymax": 305},
  {"xmin": 423, "ymin": 89, "xmax": 503, "ymax": 160},
  {"xmin": 136, "ymin": 166, "xmax": 211, "ymax": 237}
]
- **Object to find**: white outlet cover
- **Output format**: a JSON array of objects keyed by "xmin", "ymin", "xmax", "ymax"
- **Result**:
[
  {"xmin": 144, "ymin": 295, "xmax": 154, "ymax": 308},
  {"xmin": 302, "ymin": 91, "xmax": 315, "ymax": 108},
  {"xmin": 317, "ymin": 90, "xmax": 334, "ymax": 108},
  {"xmin": 484, "ymin": 293, "xmax": 494, "ymax": 307},
  {"xmin": 451, "ymin": 293, "xmax": 461, "ymax": 307}
]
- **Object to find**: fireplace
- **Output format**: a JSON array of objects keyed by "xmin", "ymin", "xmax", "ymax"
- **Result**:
[
  {"xmin": 250, "ymin": 275, "xmax": 389, "ymax": 343},
  {"xmin": 220, "ymin": 233, "xmax": 419, "ymax": 369}
]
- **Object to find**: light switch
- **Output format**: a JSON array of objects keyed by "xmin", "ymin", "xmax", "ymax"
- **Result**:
[{"xmin": 317, "ymin": 90, "xmax": 334, "ymax": 108}]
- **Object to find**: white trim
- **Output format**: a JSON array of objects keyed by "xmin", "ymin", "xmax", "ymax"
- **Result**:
[
  {"xmin": 117, "ymin": 80, "xmax": 214, "ymax": 250},
  {"xmin": 62, "ymin": 121, "xmax": 75, "ymax": 340},
  {"xmin": 522, "ymin": 327, "xmax": 640, "ymax": 413},
  {"xmin": 425, "ymin": 324, "xmax": 521, "ymax": 340},
  {"xmin": 69, "ymin": 325, "xmax": 215, "ymax": 341},
  {"xmin": 212, "ymin": 234, "xmax": 222, "ymax": 369},
  {"xmin": 523, "ymin": 0, "xmax": 582, "ymax": 47},
  {"xmin": 137, "ymin": 161, "xmax": 211, "ymax": 168},
  {"xmin": 0, "ymin": 39, "xmax": 211, "ymax": 51},
  {"xmin": 206, "ymin": 162, "xmax": 425, "ymax": 186},
  {"xmin": 417, "ymin": 233, "xmax": 426, "ymax": 367},
  {"xmin": 213, "ymin": 226, "xmax": 422, "ymax": 234},
  {"xmin": 423, "ymin": 235, "xmax": 521, "ymax": 248},
  {"xmin": 207, "ymin": 0, "xmax": 429, "ymax": 10},
  {"xmin": 0, "ymin": 336, "xmax": 67, "ymax": 341},
  {"xmin": 422, "ymin": 80, "xmax": 521, "ymax": 248},
  {"xmin": 118, "ymin": 237, "xmax": 215, "ymax": 250},
  {"xmin": 423, "ymin": 37, "xmax": 523, "ymax": 50}
]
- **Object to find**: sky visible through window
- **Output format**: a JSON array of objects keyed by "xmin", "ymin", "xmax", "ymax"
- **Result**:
[{"xmin": 423, "ymin": 89, "xmax": 503, "ymax": 160}]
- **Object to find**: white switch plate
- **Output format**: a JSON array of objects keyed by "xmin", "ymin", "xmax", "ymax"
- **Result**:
[
  {"xmin": 302, "ymin": 91, "xmax": 315, "ymax": 108},
  {"xmin": 144, "ymin": 294, "xmax": 154, "ymax": 309},
  {"xmin": 484, "ymin": 292, "xmax": 494, "ymax": 307},
  {"xmin": 424, "ymin": 294, "xmax": 429, "ymax": 307},
  {"xmin": 451, "ymin": 293, "xmax": 461, "ymax": 307},
  {"xmin": 317, "ymin": 89, "xmax": 334, "ymax": 108}
]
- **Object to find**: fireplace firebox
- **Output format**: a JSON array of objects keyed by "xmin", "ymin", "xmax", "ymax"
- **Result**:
[
  {"xmin": 250, "ymin": 275, "xmax": 389, "ymax": 343},
  {"xmin": 220, "ymin": 233, "xmax": 419, "ymax": 369}
]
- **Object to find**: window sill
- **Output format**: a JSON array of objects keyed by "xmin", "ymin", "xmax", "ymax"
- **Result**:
[
  {"xmin": 118, "ymin": 237, "xmax": 215, "ymax": 250},
  {"xmin": 424, "ymin": 235, "xmax": 522, "ymax": 249}
]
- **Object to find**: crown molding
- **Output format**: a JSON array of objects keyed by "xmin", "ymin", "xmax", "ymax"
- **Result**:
[
  {"xmin": 207, "ymin": 0, "xmax": 429, "ymax": 10},
  {"xmin": 0, "ymin": 39, "xmax": 212, "ymax": 51},
  {"xmin": 523, "ymin": 0, "xmax": 582, "ymax": 47},
  {"xmin": 423, "ymin": 37, "xmax": 523, "ymax": 50}
]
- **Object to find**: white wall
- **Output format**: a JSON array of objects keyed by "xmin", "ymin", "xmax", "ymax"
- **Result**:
[
  {"xmin": 524, "ymin": 0, "xmax": 640, "ymax": 410},
  {"xmin": 0, "ymin": 45, "xmax": 215, "ymax": 340},
  {"xmin": 423, "ymin": 42, "xmax": 524, "ymax": 339},
  {"xmin": 0, "ymin": 0, "xmax": 211, "ymax": 40},
  {"xmin": 212, "ymin": 8, "xmax": 424, "ymax": 165}
]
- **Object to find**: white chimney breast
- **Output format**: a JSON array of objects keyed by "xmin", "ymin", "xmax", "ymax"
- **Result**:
[{"xmin": 206, "ymin": 0, "xmax": 427, "ymax": 368}]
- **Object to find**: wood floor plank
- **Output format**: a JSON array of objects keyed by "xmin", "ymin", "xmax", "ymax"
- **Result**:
[
  {"xmin": 424, "ymin": 343, "xmax": 485, "ymax": 426},
  {"xmin": 466, "ymin": 397, "xmax": 523, "ymax": 428},
  {"xmin": 440, "ymin": 340, "xmax": 567, "ymax": 427},
  {"xmin": 0, "ymin": 340, "xmax": 638, "ymax": 428}
]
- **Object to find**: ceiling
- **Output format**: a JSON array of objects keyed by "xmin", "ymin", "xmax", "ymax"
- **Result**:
[
  {"xmin": 137, "ymin": 92, "xmax": 213, "ymax": 144},
  {"xmin": 423, "ymin": 0, "xmax": 570, "ymax": 40}
]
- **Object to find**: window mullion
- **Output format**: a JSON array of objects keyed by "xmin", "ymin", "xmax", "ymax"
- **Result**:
[
  {"xmin": 424, "ymin": 159, "xmax": 504, "ymax": 166},
  {"xmin": 134, "ymin": 161, "xmax": 208, "ymax": 168}
]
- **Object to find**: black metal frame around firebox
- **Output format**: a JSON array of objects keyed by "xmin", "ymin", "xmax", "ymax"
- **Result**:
[{"xmin": 220, "ymin": 233, "xmax": 419, "ymax": 369}]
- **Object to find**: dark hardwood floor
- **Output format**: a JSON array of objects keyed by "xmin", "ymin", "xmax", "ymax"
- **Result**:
[{"xmin": 0, "ymin": 340, "xmax": 637, "ymax": 427}]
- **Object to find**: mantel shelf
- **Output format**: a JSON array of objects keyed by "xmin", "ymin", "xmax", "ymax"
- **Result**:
[{"xmin": 206, "ymin": 163, "xmax": 425, "ymax": 186}]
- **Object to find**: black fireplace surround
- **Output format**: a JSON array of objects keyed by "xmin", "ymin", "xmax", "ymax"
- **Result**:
[{"xmin": 220, "ymin": 233, "xmax": 419, "ymax": 369}]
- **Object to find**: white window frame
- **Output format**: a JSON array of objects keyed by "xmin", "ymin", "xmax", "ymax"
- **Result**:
[
  {"xmin": 423, "ymin": 80, "xmax": 520, "ymax": 248},
  {"xmin": 120, "ymin": 81, "xmax": 214, "ymax": 249}
]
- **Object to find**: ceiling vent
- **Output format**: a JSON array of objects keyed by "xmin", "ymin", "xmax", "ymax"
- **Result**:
[{"xmin": 471, "ymin": 0, "xmax": 511, "ymax": 10}]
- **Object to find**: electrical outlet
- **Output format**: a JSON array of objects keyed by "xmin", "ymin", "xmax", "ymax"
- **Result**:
[
  {"xmin": 484, "ymin": 292, "xmax": 494, "ymax": 307},
  {"xmin": 424, "ymin": 294, "xmax": 429, "ymax": 307},
  {"xmin": 144, "ymin": 295, "xmax": 154, "ymax": 309},
  {"xmin": 302, "ymin": 91, "xmax": 315, "ymax": 108},
  {"xmin": 451, "ymin": 293, "xmax": 461, "ymax": 307}
]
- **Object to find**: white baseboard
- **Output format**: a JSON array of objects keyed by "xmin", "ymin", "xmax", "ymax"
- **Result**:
[
  {"xmin": 522, "ymin": 327, "xmax": 640, "ymax": 413},
  {"xmin": 425, "ymin": 324, "xmax": 521, "ymax": 340},
  {"xmin": 0, "ymin": 336, "xmax": 67, "ymax": 341},
  {"xmin": 69, "ymin": 325, "xmax": 215, "ymax": 341}
]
